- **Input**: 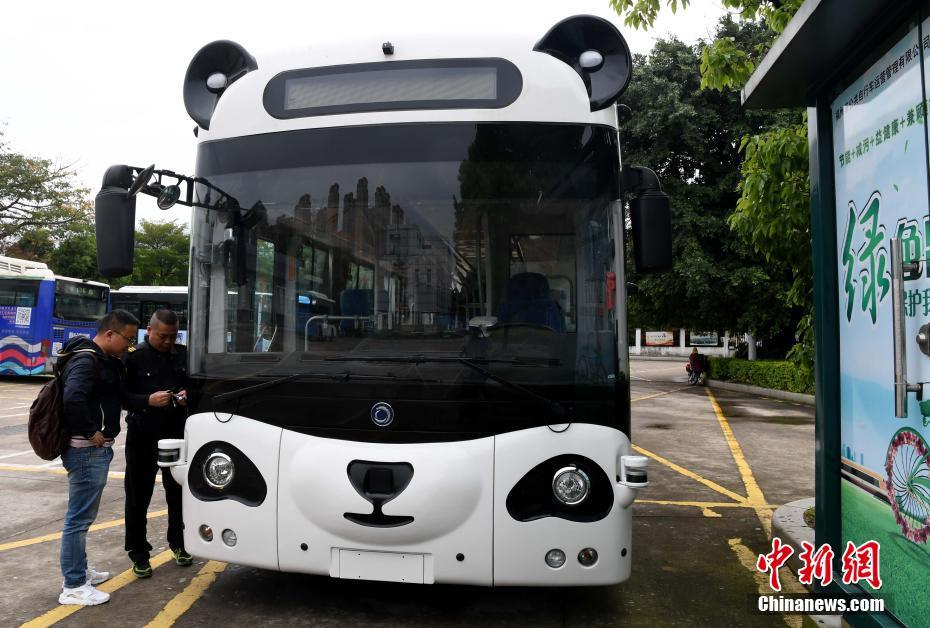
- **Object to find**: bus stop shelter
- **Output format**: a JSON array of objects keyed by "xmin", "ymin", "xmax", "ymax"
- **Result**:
[{"xmin": 744, "ymin": 0, "xmax": 930, "ymax": 624}]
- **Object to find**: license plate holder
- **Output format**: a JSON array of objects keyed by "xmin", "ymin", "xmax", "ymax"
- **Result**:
[{"xmin": 337, "ymin": 549, "xmax": 425, "ymax": 584}]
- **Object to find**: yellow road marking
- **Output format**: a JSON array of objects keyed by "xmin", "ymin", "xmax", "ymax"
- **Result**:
[
  {"xmin": 20, "ymin": 549, "xmax": 173, "ymax": 628},
  {"xmin": 632, "ymin": 444, "xmax": 748, "ymax": 504},
  {"xmin": 702, "ymin": 508, "xmax": 722, "ymax": 518},
  {"xmin": 729, "ymin": 538, "xmax": 804, "ymax": 628},
  {"xmin": 706, "ymin": 388, "xmax": 772, "ymax": 537},
  {"xmin": 0, "ymin": 464, "xmax": 126, "ymax": 481},
  {"xmin": 0, "ymin": 462, "xmax": 161, "ymax": 483},
  {"xmin": 0, "ymin": 464, "xmax": 69, "ymax": 477},
  {"xmin": 631, "ymin": 386, "xmax": 691, "ymax": 403},
  {"xmin": 0, "ymin": 510, "xmax": 167, "ymax": 553},
  {"xmin": 638, "ymin": 500, "xmax": 779, "ymax": 509},
  {"xmin": 144, "ymin": 561, "xmax": 228, "ymax": 627}
]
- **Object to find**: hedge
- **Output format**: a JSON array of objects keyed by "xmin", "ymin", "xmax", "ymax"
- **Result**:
[{"xmin": 707, "ymin": 357, "xmax": 814, "ymax": 395}]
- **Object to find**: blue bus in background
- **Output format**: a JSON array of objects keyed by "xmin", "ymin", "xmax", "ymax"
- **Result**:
[{"xmin": 0, "ymin": 255, "xmax": 110, "ymax": 375}]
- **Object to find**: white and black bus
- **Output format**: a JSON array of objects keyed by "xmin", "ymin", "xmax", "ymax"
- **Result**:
[{"xmin": 94, "ymin": 15, "xmax": 672, "ymax": 586}]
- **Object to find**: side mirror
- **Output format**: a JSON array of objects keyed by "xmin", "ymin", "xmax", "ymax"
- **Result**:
[
  {"xmin": 624, "ymin": 166, "xmax": 673, "ymax": 273},
  {"xmin": 630, "ymin": 192, "xmax": 672, "ymax": 273},
  {"xmin": 95, "ymin": 165, "xmax": 137, "ymax": 277}
]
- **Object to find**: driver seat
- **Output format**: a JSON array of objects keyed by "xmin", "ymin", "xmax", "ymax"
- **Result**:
[{"xmin": 497, "ymin": 272, "xmax": 565, "ymax": 333}]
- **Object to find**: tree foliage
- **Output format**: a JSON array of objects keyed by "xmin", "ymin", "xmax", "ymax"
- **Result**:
[
  {"xmin": 131, "ymin": 219, "xmax": 190, "ymax": 286},
  {"xmin": 621, "ymin": 28, "xmax": 802, "ymax": 354},
  {"xmin": 613, "ymin": 1, "xmax": 811, "ymax": 365},
  {"xmin": 50, "ymin": 231, "xmax": 102, "ymax": 281},
  {"xmin": 0, "ymin": 128, "xmax": 92, "ymax": 249},
  {"xmin": 731, "ymin": 123, "xmax": 812, "ymax": 365}
]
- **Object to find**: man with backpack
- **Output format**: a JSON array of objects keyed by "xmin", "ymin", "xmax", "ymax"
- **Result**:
[{"xmin": 57, "ymin": 309, "xmax": 139, "ymax": 606}]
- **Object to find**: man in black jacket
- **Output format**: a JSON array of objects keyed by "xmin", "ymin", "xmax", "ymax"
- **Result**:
[
  {"xmin": 58, "ymin": 309, "xmax": 139, "ymax": 607},
  {"xmin": 122, "ymin": 309, "xmax": 192, "ymax": 577}
]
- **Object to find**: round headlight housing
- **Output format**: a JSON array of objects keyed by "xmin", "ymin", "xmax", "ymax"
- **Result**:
[
  {"xmin": 203, "ymin": 452, "xmax": 235, "ymax": 488},
  {"xmin": 545, "ymin": 549, "xmax": 566, "ymax": 568},
  {"xmin": 552, "ymin": 465, "xmax": 590, "ymax": 505}
]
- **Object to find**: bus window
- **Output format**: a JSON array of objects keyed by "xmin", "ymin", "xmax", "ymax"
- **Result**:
[
  {"xmin": 253, "ymin": 239, "xmax": 275, "ymax": 351},
  {"xmin": 55, "ymin": 281, "xmax": 108, "ymax": 322},
  {"xmin": 507, "ymin": 234, "xmax": 575, "ymax": 333},
  {"xmin": 0, "ymin": 279, "xmax": 40, "ymax": 307}
]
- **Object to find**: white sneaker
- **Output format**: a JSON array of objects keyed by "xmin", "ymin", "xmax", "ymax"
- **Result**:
[
  {"xmin": 58, "ymin": 583, "xmax": 110, "ymax": 606},
  {"xmin": 86, "ymin": 568, "xmax": 111, "ymax": 585}
]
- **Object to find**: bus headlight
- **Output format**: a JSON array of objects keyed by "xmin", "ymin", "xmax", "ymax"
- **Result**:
[
  {"xmin": 203, "ymin": 453, "xmax": 235, "ymax": 488},
  {"xmin": 545, "ymin": 549, "xmax": 566, "ymax": 568},
  {"xmin": 552, "ymin": 466, "xmax": 590, "ymax": 505}
]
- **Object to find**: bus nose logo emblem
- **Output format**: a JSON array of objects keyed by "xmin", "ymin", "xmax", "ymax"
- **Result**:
[{"xmin": 371, "ymin": 402, "xmax": 394, "ymax": 427}]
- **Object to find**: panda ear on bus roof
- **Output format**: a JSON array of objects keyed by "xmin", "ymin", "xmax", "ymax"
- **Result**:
[
  {"xmin": 184, "ymin": 40, "xmax": 258, "ymax": 130},
  {"xmin": 534, "ymin": 15, "xmax": 632, "ymax": 111}
]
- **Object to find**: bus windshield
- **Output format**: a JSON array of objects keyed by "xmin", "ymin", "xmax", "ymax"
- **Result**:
[
  {"xmin": 0, "ymin": 279, "xmax": 40, "ymax": 307},
  {"xmin": 55, "ymin": 280, "xmax": 108, "ymax": 322},
  {"xmin": 190, "ymin": 123, "xmax": 621, "ymax": 412},
  {"xmin": 111, "ymin": 291, "xmax": 189, "ymax": 329}
]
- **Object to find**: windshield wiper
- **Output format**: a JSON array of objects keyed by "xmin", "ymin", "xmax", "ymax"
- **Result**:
[
  {"xmin": 324, "ymin": 355, "xmax": 556, "ymax": 366},
  {"xmin": 326, "ymin": 355, "xmax": 569, "ymax": 420},
  {"xmin": 212, "ymin": 370, "xmax": 440, "ymax": 407}
]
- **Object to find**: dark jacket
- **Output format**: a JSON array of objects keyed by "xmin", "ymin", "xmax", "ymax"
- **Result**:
[
  {"xmin": 61, "ymin": 336, "xmax": 125, "ymax": 439},
  {"xmin": 688, "ymin": 352, "xmax": 705, "ymax": 374},
  {"xmin": 123, "ymin": 340, "xmax": 189, "ymax": 439}
]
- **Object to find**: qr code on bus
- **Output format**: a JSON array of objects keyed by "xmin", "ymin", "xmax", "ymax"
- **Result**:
[{"xmin": 15, "ymin": 307, "xmax": 31, "ymax": 327}]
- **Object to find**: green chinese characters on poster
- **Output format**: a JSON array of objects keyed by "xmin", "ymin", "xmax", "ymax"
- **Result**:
[{"xmin": 833, "ymin": 21, "xmax": 930, "ymax": 625}]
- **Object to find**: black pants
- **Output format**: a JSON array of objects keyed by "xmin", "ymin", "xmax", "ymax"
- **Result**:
[{"xmin": 124, "ymin": 427, "xmax": 183, "ymax": 562}]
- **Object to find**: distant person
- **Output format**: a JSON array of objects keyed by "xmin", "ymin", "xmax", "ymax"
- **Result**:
[
  {"xmin": 58, "ymin": 309, "xmax": 139, "ymax": 606},
  {"xmin": 686, "ymin": 347, "xmax": 706, "ymax": 385},
  {"xmin": 122, "ymin": 309, "xmax": 193, "ymax": 578}
]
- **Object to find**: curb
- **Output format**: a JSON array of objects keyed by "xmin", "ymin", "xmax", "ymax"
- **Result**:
[
  {"xmin": 772, "ymin": 499, "xmax": 844, "ymax": 628},
  {"xmin": 772, "ymin": 497, "xmax": 815, "ymax": 576},
  {"xmin": 706, "ymin": 379, "xmax": 815, "ymax": 406}
]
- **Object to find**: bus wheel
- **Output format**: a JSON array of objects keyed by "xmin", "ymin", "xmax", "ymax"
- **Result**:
[{"xmin": 886, "ymin": 428, "xmax": 930, "ymax": 543}]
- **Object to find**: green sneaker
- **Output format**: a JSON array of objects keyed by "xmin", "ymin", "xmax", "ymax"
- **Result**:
[
  {"xmin": 172, "ymin": 548, "xmax": 193, "ymax": 566},
  {"xmin": 132, "ymin": 560, "xmax": 153, "ymax": 578}
]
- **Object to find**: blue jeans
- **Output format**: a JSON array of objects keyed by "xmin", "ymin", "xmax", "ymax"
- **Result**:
[{"xmin": 60, "ymin": 446, "xmax": 113, "ymax": 587}]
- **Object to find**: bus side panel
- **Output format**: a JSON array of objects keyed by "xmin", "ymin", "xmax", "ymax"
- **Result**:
[
  {"xmin": 178, "ymin": 414, "xmax": 282, "ymax": 570},
  {"xmin": 277, "ymin": 431, "xmax": 494, "ymax": 585},
  {"xmin": 493, "ymin": 424, "xmax": 633, "ymax": 586}
]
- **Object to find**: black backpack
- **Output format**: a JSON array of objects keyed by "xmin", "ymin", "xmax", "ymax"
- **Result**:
[{"xmin": 28, "ymin": 349, "xmax": 99, "ymax": 460}]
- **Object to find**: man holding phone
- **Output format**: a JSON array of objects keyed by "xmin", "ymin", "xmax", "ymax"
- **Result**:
[{"xmin": 122, "ymin": 309, "xmax": 193, "ymax": 577}]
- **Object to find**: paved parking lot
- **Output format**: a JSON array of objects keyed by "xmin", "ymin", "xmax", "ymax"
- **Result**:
[{"xmin": 0, "ymin": 359, "xmax": 815, "ymax": 627}]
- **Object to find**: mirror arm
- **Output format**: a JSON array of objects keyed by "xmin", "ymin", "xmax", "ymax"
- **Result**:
[
  {"xmin": 126, "ymin": 165, "xmax": 239, "ymax": 211},
  {"xmin": 621, "ymin": 165, "xmax": 662, "ymax": 196}
]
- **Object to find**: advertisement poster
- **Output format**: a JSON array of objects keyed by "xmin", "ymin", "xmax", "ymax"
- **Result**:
[
  {"xmin": 833, "ymin": 23, "xmax": 930, "ymax": 624},
  {"xmin": 689, "ymin": 331, "xmax": 718, "ymax": 346},
  {"xmin": 0, "ymin": 306, "xmax": 30, "ymax": 328},
  {"xmin": 644, "ymin": 331, "xmax": 674, "ymax": 346}
]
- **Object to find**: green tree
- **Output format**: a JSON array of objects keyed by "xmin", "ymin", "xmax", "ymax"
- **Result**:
[
  {"xmin": 612, "ymin": 0, "xmax": 811, "ymax": 365},
  {"xmin": 5, "ymin": 229, "xmax": 54, "ymax": 262},
  {"xmin": 49, "ymin": 231, "xmax": 102, "ymax": 281},
  {"xmin": 622, "ymin": 29, "xmax": 801, "ymax": 354},
  {"xmin": 0, "ymin": 128, "xmax": 93, "ymax": 250},
  {"xmin": 131, "ymin": 219, "xmax": 190, "ymax": 286}
]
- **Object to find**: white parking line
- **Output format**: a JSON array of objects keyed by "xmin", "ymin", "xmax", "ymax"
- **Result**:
[
  {"xmin": 0, "ymin": 412, "xmax": 28, "ymax": 419},
  {"xmin": 0, "ymin": 449, "xmax": 38, "ymax": 460}
]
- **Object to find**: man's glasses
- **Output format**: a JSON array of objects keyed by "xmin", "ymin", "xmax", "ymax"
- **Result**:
[{"xmin": 113, "ymin": 330, "xmax": 137, "ymax": 346}]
